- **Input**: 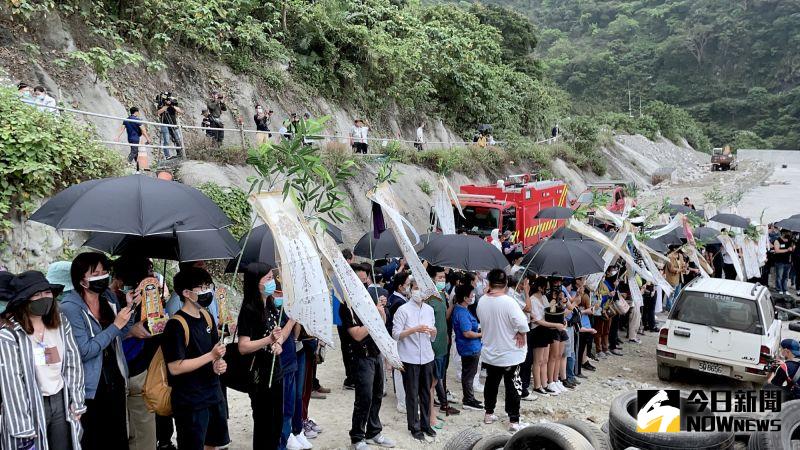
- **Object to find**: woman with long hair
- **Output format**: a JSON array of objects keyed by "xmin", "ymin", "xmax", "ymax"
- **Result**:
[
  {"xmin": 0, "ymin": 271, "xmax": 86, "ymax": 450},
  {"xmin": 528, "ymin": 277, "xmax": 561, "ymax": 397},
  {"xmin": 544, "ymin": 288, "xmax": 567, "ymax": 395},
  {"xmin": 237, "ymin": 262, "xmax": 293, "ymax": 449},
  {"xmin": 60, "ymin": 252, "xmax": 134, "ymax": 450}
]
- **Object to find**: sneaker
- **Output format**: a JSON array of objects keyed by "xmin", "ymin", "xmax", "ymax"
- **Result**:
[
  {"xmin": 582, "ymin": 362, "xmax": 597, "ymax": 371},
  {"xmin": 422, "ymin": 427, "xmax": 437, "ymax": 438},
  {"xmin": 296, "ymin": 432, "xmax": 314, "ymax": 449},
  {"xmin": 352, "ymin": 442, "xmax": 371, "ymax": 450},
  {"xmin": 598, "ymin": 352, "xmax": 608, "ymax": 359},
  {"xmin": 311, "ymin": 391, "xmax": 327, "ymax": 399},
  {"xmin": 473, "ymin": 381, "xmax": 485, "ymax": 393},
  {"xmin": 440, "ymin": 405, "xmax": 460, "ymax": 415},
  {"xmin": 509, "ymin": 421, "xmax": 530, "ymax": 432},
  {"xmin": 287, "ymin": 434, "xmax": 304, "ymax": 450},
  {"xmin": 303, "ymin": 423, "xmax": 319, "ymax": 439},
  {"xmin": 545, "ymin": 383, "xmax": 561, "ymax": 395},
  {"xmin": 316, "ymin": 386, "xmax": 332, "ymax": 394},
  {"xmin": 628, "ymin": 338, "xmax": 641, "ymax": 344},
  {"xmin": 610, "ymin": 349, "xmax": 624, "ymax": 356},
  {"xmin": 307, "ymin": 419, "xmax": 323, "ymax": 433},
  {"xmin": 575, "ymin": 373, "xmax": 588, "ymax": 379},
  {"xmin": 484, "ymin": 413, "xmax": 498, "ymax": 424},
  {"xmin": 561, "ymin": 380, "xmax": 576, "ymax": 390},
  {"xmin": 411, "ymin": 432, "xmax": 425, "ymax": 442},
  {"xmin": 463, "ymin": 400, "xmax": 484, "ymax": 410},
  {"xmin": 366, "ymin": 434, "xmax": 396, "ymax": 448},
  {"xmin": 557, "ymin": 380, "xmax": 572, "ymax": 391},
  {"xmin": 520, "ymin": 391, "xmax": 537, "ymax": 402},
  {"xmin": 446, "ymin": 391, "xmax": 459, "ymax": 404},
  {"xmin": 533, "ymin": 387, "xmax": 550, "ymax": 397}
]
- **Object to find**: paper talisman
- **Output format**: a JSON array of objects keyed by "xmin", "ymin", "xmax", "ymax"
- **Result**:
[{"xmin": 137, "ymin": 276, "xmax": 168, "ymax": 335}]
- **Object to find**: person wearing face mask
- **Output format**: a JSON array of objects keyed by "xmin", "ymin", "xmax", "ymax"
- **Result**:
[
  {"xmin": 392, "ymin": 279, "xmax": 438, "ymax": 443},
  {"xmin": 0, "ymin": 271, "xmax": 86, "ymax": 450},
  {"xmin": 237, "ymin": 263, "xmax": 296, "ymax": 449},
  {"xmin": 33, "ymin": 85, "xmax": 58, "ymax": 115},
  {"xmin": 385, "ymin": 271, "xmax": 411, "ymax": 414},
  {"xmin": 594, "ymin": 266, "xmax": 620, "ymax": 358},
  {"xmin": 451, "ymin": 284, "xmax": 483, "ymax": 411},
  {"xmin": 60, "ymin": 252, "xmax": 134, "ymax": 450},
  {"xmin": 426, "ymin": 265, "xmax": 459, "ymax": 416},
  {"xmin": 161, "ymin": 267, "xmax": 229, "ymax": 450}
]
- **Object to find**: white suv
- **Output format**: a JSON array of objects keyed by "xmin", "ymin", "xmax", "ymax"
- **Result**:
[{"xmin": 657, "ymin": 278, "xmax": 781, "ymax": 383}]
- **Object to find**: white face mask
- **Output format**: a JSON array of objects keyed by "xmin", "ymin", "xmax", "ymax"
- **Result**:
[{"xmin": 411, "ymin": 290, "xmax": 423, "ymax": 304}]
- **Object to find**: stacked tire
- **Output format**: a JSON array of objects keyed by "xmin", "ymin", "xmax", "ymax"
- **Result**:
[
  {"xmin": 747, "ymin": 400, "xmax": 800, "ymax": 449},
  {"xmin": 443, "ymin": 420, "xmax": 608, "ymax": 450}
]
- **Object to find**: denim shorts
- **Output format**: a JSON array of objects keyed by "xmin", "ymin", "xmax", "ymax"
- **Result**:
[{"xmin": 433, "ymin": 355, "xmax": 447, "ymax": 380}]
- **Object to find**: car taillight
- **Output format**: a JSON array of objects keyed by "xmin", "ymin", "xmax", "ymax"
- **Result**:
[
  {"xmin": 759, "ymin": 346, "xmax": 771, "ymax": 365},
  {"xmin": 659, "ymin": 328, "xmax": 669, "ymax": 346}
]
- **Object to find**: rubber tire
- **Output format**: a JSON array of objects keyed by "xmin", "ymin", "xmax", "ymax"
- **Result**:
[
  {"xmin": 608, "ymin": 391, "xmax": 735, "ymax": 449},
  {"xmin": 657, "ymin": 362, "xmax": 674, "ymax": 382},
  {"xmin": 788, "ymin": 321, "xmax": 800, "ymax": 333},
  {"xmin": 558, "ymin": 418, "xmax": 612, "ymax": 450},
  {"xmin": 747, "ymin": 399, "xmax": 800, "ymax": 449},
  {"xmin": 443, "ymin": 426, "xmax": 484, "ymax": 450},
  {"xmin": 504, "ymin": 423, "xmax": 593, "ymax": 450},
  {"xmin": 471, "ymin": 433, "xmax": 510, "ymax": 450}
]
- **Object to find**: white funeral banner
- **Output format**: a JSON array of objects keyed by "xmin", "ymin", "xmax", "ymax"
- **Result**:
[
  {"xmin": 251, "ymin": 192, "xmax": 333, "ymax": 346},
  {"xmin": 737, "ymin": 233, "xmax": 762, "ymax": 280},
  {"xmin": 432, "ymin": 176, "xmax": 463, "ymax": 235},
  {"xmin": 629, "ymin": 234, "xmax": 674, "ymax": 295},
  {"xmin": 718, "ymin": 233, "xmax": 745, "ymax": 281},
  {"xmin": 316, "ymin": 231, "xmax": 403, "ymax": 368},
  {"xmin": 370, "ymin": 184, "xmax": 439, "ymax": 298}
]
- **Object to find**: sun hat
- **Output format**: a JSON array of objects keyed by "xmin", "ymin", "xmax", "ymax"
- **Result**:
[{"xmin": 46, "ymin": 261, "xmax": 74, "ymax": 293}]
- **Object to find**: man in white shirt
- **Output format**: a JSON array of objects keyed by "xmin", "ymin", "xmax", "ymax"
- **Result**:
[
  {"xmin": 392, "ymin": 284, "xmax": 437, "ymax": 442},
  {"xmin": 350, "ymin": 119, "xmax": 370, "ymax": 154},
  {"xmin": 414, "ymin": 122, "xmax": 425, "ymax": 151},
  {"xmin": 33, "ymin": 85, "xmax": 58, "ymax": 115},
  {"xmin": 476, "ymin": 269, "xmax": 530, "ymax": 432}
]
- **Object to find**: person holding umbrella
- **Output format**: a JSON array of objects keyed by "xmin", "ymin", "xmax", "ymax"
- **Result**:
[
  {"xmin": 60, "ymin": 252, "xmax": 134, "ymax": 450},
  {"xmin": 774, "ymin": 229, "xmax": 795, "ymax": 295},
  {"xmin": 0, "ymin": 271, "xmax": 86, "ymax": 450},
  {"xmin": 237, "ymin": 263, "xmax": 292, "ymax": 450}
]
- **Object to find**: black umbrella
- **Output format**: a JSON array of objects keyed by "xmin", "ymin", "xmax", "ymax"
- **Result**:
[
  {"xmin": 477, "ymin": 124, "xmax": 493, "ymax": 134},
  {"xmin": 520, "ymin": 239, "xmax": 605, "ymax": 278},
  {"xmin": 776, "ymin": 218, "xmax": 800, "ymax": 233},
  {"xmin": 224, "ymin": 222, "xmax": 343, "ymax": 273},
  {"xmin": 30, "ymin": 175, "xmax": 231, "ymax": 235},
  {"xmin": 418, "ymin": 234, "xmax": 508, "ymax": 271},
  {"xmin": 535, "ymin": 207, "xmax": 574, "ymax": 219},
  {"xmin": 676, "ymin": 226, "xmax": 720, "ymax": 242},
  {"xmin": 354, "ymin": 230, "xmax": 408, "ymax": 259},
  {"xmin": 667, "ymin": 204, "xmax": 694, "ymax": 215},
  {"xmin": 551, "ymin": 227, "xmax": 588, "ymax": 240},
  {"xmin": 645, "ymin": 239, "xmax": 669, "ymax": 254},
  {"xmin": 84, "ymin": 228, "xmax": 241, "ymax": 262},
  {"xmin": 710, "ymin": 213, "xmax": 750, "ymax": 229},
  {"xmin": 657, "ymin": 232, "xmax": 683, "ymax": 247}
]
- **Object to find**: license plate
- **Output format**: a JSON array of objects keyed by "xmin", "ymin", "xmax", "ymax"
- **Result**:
[{"xmin": 697, "ymin": 361, "xmax": 726, "ymax": 375}]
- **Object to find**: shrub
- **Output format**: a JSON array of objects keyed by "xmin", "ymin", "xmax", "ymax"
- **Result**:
[
  {"xmin": 0, "ymin": 87, "xmax": 123, "ymax": 232},
  {"xmin": 731, "ymin": 130, "xmax": 769, "ymax": 149},
  {"xmin": 645, "ymin": 101, "xmax": 711, "ymax": 152},
  {"xmin": 196, "ymin": 182, "xmax": 251, "ymax": 239}
]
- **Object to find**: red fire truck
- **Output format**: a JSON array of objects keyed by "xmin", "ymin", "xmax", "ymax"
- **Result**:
[{"xmin": 454, "ymin": 174, "xmax": 571, "ymax": 251}]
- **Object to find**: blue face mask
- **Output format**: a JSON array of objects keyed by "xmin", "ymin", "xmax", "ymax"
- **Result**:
[
  {"xmin": 273, "ymin": 297, "xmax": 284, "ymax": 308},
  {"xmin": 263, "ymin": 279, "xmax": 276, "ymax": 296},
  {"xmin": 436, "ymin": 281, "xmax": 446, "ymax": 291}
]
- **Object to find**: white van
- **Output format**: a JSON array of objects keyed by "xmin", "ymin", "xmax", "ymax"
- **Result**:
[{"xmin": 656, "ymin": 278, "xmax": 781, "ymax": 383}]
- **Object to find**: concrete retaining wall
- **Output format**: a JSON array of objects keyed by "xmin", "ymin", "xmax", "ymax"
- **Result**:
[{"xmin": 738, "ymin": 149, "xmax": 800, "ymax": 165}]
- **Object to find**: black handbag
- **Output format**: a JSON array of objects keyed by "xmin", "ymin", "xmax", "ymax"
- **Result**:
[{"xmin": 220, "ymin": 334, "xmax": 259, "ymax": 393}]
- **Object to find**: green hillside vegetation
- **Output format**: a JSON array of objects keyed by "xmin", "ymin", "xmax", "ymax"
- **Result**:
[{"xmin": 479, "ymin": 0, "xmax": 800, "ymax": 149}]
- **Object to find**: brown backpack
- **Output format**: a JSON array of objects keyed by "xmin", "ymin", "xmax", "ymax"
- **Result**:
[{"xmin": 143, "ymin": 310, "xmax": 213, "ymax": 415}]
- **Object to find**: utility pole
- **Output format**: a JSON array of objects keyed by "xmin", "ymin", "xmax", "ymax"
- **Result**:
[
  {"xmin": 639, "ymin": 96, "xmax": 642, "ymax": 118},
  {"xmin": 628, "ymin": 81, "xmax": 632, "ymax": 117}
]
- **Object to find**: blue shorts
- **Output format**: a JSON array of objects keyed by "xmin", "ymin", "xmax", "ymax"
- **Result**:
[{"xmin": 434, "ymin": 355, "xmax": 447, "ymax": 380}]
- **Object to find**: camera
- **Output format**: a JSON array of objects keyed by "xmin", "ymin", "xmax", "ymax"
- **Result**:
[
  {"xmin": 156, "ymin": 91, "xmax": 178, "ymax": 108},
  {"xmin": 765, "ymin": 355, "xmax": 782, "ymax": 373}
]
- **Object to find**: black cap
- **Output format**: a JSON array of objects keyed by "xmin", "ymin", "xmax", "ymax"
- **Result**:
[{"xmin": 7, "ymin": 271, "xmax": 63, "ymax": 310}]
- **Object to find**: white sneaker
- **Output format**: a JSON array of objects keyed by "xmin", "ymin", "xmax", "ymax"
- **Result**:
[
  {"xmin": 520, "ymin": 392, "xmax": 537, "ymax": 402},
  {"xmin": 484, "ymin": 413, "xmax": 498, "ymax": 424},
  {"xmin": 366, "ymin": 434, "xmax": 396, "ymax": 448},
  {"xmin": 555, "ymin": 381, "xmax": 567, "ymax": 393},
  {"xmin": 296, "ymin": 432, "xmax": 313, "ymax": 449},
  {"xmin": 473, "ymin": 381, "xmax": 485, "ymax": 393},
  {"xmin": 509, "ymin": 421, "xmax": 530, "ymax": 432},
  {"xmin": 287, "ymin": 434, "xmax": 304, "ymax": 450},
  {"xmin": 546, "ymin": 382, "xmax": 561, "ymax": 395},
  {"xmin": 446, "ymin": 391, "xmax": 458, "ymax": 404}
]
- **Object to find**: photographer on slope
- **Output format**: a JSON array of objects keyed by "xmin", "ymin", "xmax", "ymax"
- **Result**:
[
  {"xmin": 155, "ymin": 91, "xmax": 184, "ymax": 159},
  {"xmin": 205, "ymin": 90, "xmax": 227, "ymax": 145}
]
